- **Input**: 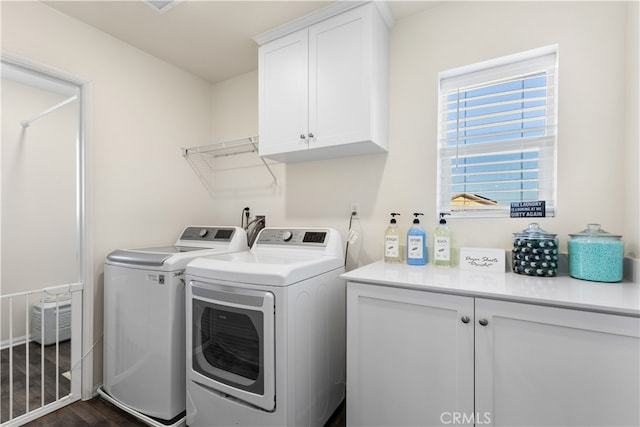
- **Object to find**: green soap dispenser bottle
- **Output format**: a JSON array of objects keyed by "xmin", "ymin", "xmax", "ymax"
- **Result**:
[
  {"xmin": 433, "ymin": 212, "xmax": 453, "ymax": 266},
  {"xmin": 384, "ymin": 213, "xmax": 403, "ymax": 263}
]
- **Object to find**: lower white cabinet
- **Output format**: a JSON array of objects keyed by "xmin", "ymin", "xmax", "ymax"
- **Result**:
[
  {"xmin": 475, "ymin": 298, "xmax": 640, "ymax": 427},
  {"xmin": 347, "ymin": 283, "xmax": 475, "ymax": 426},
  {"xmin": 347, "ymin": 281, "xmax": 640, "ymax": 427}
]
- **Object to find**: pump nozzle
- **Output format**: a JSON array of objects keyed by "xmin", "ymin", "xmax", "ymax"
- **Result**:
[
  {"xmin": 412, "ymin": 212, "xmax": 424, "ymax": 224},
  {"xmin": 389, "ymin": 212, "xmax": 400, "ymax": 224},
  {"xmin": 439, "ymin": 212, "xmax": 451, "ymax": 224}
]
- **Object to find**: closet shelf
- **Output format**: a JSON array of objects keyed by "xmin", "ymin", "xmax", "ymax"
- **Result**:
[{"xmin": 182, "ymin": 136, "xmax": 278, "ymax": 195}]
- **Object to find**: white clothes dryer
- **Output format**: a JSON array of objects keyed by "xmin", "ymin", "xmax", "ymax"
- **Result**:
[
  {"xmin": 185, "ymin": 227, "xmax": 346, "ymax": 427},
  {"xmin": 99, "ymin": 226, "xmax": 247, "ymax": 427}
]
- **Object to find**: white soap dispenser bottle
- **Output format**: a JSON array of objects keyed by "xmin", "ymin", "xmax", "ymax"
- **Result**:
[
  {"xmin": 384, "ymin": 213, "xmax": 403, "ymax": 263},
  {"xmin": 433, "ymin": 212, "xmax": 453, "ymax": 266}
]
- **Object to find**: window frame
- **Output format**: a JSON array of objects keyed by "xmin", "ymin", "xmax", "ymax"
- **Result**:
[{"xmin": 436, "ymin": 45, "xmax": 559, "ymax": 219}]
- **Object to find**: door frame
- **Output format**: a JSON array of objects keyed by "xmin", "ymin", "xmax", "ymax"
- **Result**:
[{"xmin": 1, "ymin": 51, "xmax": 94, "ymax": 400}]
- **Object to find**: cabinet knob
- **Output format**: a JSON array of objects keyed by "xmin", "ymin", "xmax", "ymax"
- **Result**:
[
  {"xmin": 300, "ymin": 134, "xmax": 306, "ymax": 140},
  {"xmin": 308, "ymin": 132, "xmax": 314, "ymax": 138},
  {"xmin": 461, "ymin": 316, "xmax": 470, "ymax": 324},
  {"xmin": 479, "ymin": 319, "xmax": 489, "ymax": 326}
]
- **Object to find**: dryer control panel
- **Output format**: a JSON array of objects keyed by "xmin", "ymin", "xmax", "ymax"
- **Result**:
[{"xmin": 256, "ymin": 228, "xmax": 329, "ymax": 247}]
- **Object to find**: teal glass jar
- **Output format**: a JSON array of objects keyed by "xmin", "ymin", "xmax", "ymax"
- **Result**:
[{"xmin": 568, "ymin": 224, "xmax": 624, "ymax": 282}]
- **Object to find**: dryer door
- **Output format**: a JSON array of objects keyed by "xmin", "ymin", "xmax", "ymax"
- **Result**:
[{"xmin": 188, "ymin": 281, "xmax": 275, "ymax": 411}]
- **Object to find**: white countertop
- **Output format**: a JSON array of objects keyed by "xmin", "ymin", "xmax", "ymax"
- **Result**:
[{"xmin": 342, "ymin": 260, "xmax": 640, "ymax": 317}]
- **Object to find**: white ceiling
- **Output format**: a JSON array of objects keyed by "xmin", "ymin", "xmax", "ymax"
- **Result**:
[{"xmin": 42, "ymin": 0, "xmax": 439, "ymax": 84}]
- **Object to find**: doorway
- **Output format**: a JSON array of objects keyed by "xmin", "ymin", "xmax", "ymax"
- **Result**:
[{"xmin": 0, "ymin": 53, "xmax": 93, "ymax": 425}]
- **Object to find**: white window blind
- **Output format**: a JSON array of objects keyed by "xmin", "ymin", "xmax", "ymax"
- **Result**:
[{"xmin": 436, "ymin": 45, "xmax": 558, "ymax": 218}]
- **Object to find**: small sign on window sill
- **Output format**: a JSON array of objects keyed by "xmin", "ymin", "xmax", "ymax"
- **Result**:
[
  {"xmin": 459, "ymin": 247, "xmax": 506, "ymax": 273},
  {"xmin": 510, "ymin": 200, "xmax": 546, "ymax": 218}
]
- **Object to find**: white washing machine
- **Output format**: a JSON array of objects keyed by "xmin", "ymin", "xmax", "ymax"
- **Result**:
[
  {"xmin": 99, "ymin": 226, "xmax": 247, "ymax": 427},
  {"xmin": 185, "ymin": 227, "xmax": 346, "ymax": 427}
]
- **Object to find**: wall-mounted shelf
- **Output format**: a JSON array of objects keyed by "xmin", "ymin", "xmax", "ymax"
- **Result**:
[{"xmin": 182, "ymin": 136, "xmax": 278, "ymax": 196}]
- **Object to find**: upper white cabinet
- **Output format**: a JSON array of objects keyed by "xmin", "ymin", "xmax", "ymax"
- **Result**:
[{"xmin": 256, "ymin": 2, "xmax": 392, "ymax": 162}]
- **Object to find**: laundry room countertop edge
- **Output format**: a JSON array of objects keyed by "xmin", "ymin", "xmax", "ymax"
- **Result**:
[{"xmin": 342, "ymin": 260, "xmax": 640, "ymax": 317}]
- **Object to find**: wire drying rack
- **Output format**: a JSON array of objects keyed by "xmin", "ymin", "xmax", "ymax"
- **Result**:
[{"xmin": 182, "ymin": 136, "xmax": 278, "ymax": 196}]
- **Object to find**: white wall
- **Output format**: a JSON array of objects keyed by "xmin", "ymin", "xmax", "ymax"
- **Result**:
[
  {"xmin": 209, "ymin": 70, "xmax": 286, "ymax": 223},
  {"xmin": 1, "ymin": 1, "xmax": 216, "ymax": 386},
  {"xmin": 1, "ymin": 80, "xmax": 79, "ymax": 339},
  {"xmin": 209, "ymin": 1, "xmax": 639, "ymax": 268},
  {"xmin": 624, "ymin": 0, "xmax": 639, "ymax": 262},
  {"xmin": 1, "ymin": 81, "xmax": 78, "ymax": 294}
]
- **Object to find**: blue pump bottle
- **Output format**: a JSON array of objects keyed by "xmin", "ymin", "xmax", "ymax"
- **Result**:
[{"xmin": 407, "ymin": 213, "xmax": 427, "ymax": 265}]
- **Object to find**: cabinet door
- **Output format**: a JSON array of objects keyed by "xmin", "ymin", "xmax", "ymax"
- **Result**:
[
  {"xmin": 258, "ymin": 29, "xmax": 309, "ymax": 157},
  {"xmin": 347, "ymin": 282, "xmax": 475, "ymax": 426},
  {"xmin": 309, "ymin": 7, "xmax": 371, "ymax": 151},
  {"xmin": 475, "ymin": 298, "xmax": 640, "ymax": 427}
]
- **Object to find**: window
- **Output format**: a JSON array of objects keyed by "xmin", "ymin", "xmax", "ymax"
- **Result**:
[{"xmin": 436, "ymin": 45, "xmax": 558, "ymax": 218}]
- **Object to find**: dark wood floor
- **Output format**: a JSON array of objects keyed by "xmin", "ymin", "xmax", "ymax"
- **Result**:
[
  {"xmin": 25, "ymin": 397, "xmax": 148, "ymax": 426},
  {"xmin": 4, "ymin": 340, "xmax": 346, "ymax": 426},
  {"xmin": 25, "ymin": 396, "xmax": 346, "ymax": 426},
  {"xmin": 1, "ymin": 340, "xmax": 71, "ymax": 424}
]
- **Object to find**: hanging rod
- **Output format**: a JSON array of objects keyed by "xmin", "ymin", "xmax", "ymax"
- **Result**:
[{"xmin": 20, "ymin": 94, "xmax": 77, "ymax": 128}]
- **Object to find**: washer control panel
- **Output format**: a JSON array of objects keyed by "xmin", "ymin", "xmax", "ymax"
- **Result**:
[
  {"xmin": 256, "ymin": 228, "xmax": 328, "ymax": 247},
  {"xmin": 179, "ymin": 227, "xmax": 236, "ymax": 242}
]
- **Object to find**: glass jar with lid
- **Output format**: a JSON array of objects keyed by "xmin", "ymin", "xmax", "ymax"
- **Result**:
[
  {"xmin": 568, "ymin": 224, "xmax": 623, "ymax": 282},
  {"xmin": 512, "ymin": 222, "xmax": 559, "ymax": 277}
]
